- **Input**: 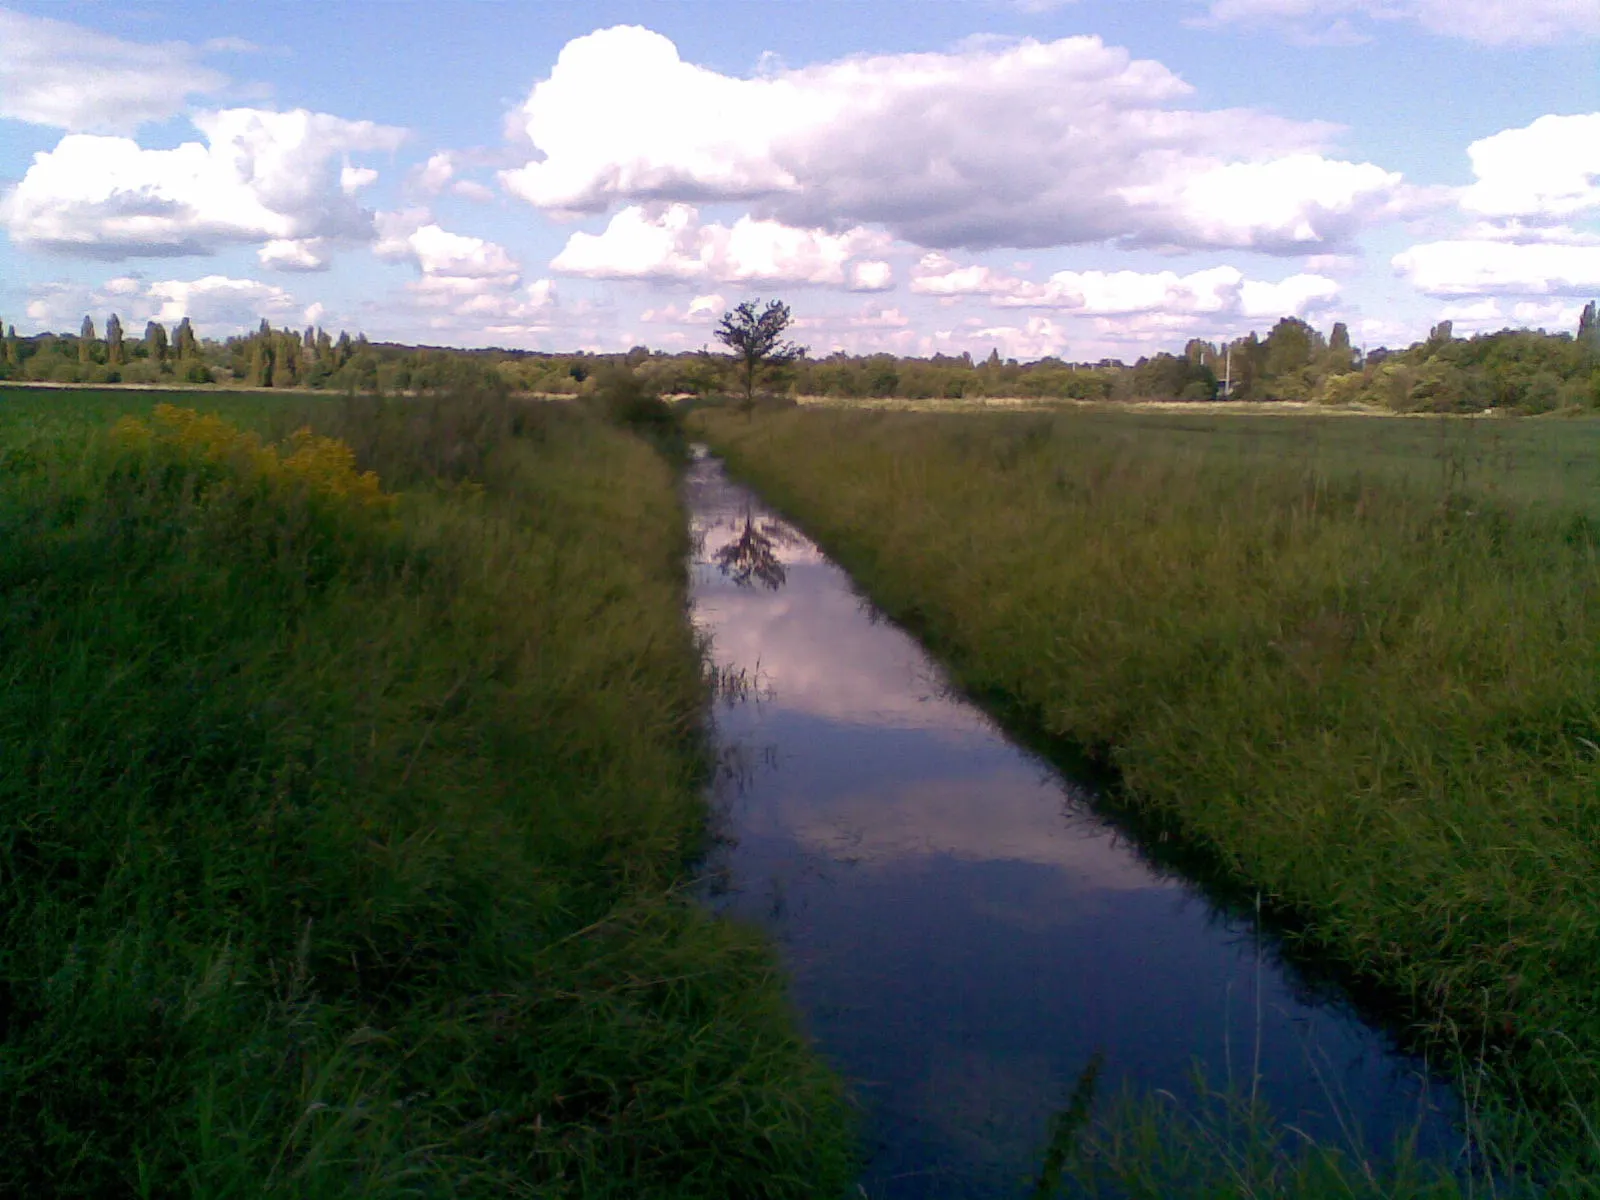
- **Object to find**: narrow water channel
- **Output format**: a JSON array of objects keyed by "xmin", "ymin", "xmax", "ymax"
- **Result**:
[{"xmin": 686, "ymin": 448, "xmax": 1457, "ymax": 1198}]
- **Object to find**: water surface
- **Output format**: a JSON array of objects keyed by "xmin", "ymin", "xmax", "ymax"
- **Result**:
[{"xmin": 687, "ymin": 448, "xmax": 1455, "ymax": 1198}]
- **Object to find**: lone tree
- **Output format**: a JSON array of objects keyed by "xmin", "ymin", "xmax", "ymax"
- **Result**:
[{"xmin": 714, "ymin": 299, "xmax": 805, "ymax": 413}]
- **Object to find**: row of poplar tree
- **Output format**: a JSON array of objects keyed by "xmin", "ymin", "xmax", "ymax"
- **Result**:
[
  {"xmin": 225, "ymin": 320, "xmax": 371, "ymax": 389},
  {"xmin": 0, "ymin": 313, "xmax": 376, "ymax": 389},
  {"xmin": 0, "ymin": 315, "xmax": 198, "ymax": 364}
]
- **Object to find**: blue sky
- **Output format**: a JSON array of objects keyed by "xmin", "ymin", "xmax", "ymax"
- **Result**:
[{"xmin": 1, "ymin": 0, "xmax": 1596, "ymax": 360}]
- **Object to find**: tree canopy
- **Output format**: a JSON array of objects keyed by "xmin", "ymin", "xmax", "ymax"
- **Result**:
[{"xmin": 714, "ymin": 299, "xmax": 806, "ymax": 411}]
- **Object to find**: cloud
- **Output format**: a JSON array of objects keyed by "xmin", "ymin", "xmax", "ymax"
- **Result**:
[
  {"xmin": 372, "ymin": 210, "xmax": 556, "ymax": 329},
  {"xmin": 640, "ymin": 292, "xmax": 726, "ymax": 324},
  {"xmin": 850, "ymin": 260, "xmax": 895, "ymax": 291},
  {"xmin": 961, "ymin": 316, "xmax": 1073, "ymax": 360},
  {"xmin": 340, "ymin": 165, "xmax": 379, "ymax": 195},
  {"xmin": 549, "ymin": 202, "xmax": 893, "ymax": 286},
  {"xmin": 407, "ymin": 223, "xmax": 521, "ymax": 284},
  {"xmin": 1459, "ymin": 114, "xmax": 1600, "ymax": 223},
  {"xmin": 1390, "ymin": 112, "xmax": 1600, "ymax": 311},
  {"xmin": 375, "ymin": 212, "xmax": 522, "ymax": 291},
  {"xmin": 1393, "ymin": 239, "xmax": 1600, "ymax": 296},
  {"xmin": 25, "ymin": 273, "xmax": 302, "ymax": 333},
  {"xmin": 258, "ymin": 238, "xmax": 332, "ymax": 271},
  {"xmin": 0, "ymin": 7, "xmax": 227, "ymax": 132},
  {"xmin": 415, "ymin": 152, "xmax": 456, "ymax": 194},
  {"xmin": 2, "ymin": 108, "xmax": 408, "ymax": 259},
  {"xmin": 1436, "ymin": 297, "xmax": 1585, "ymax": 333},
  {"xmin": 550, "ymin": 204, "xmax": 705, "ymax": 280},
  {"xmin": 502, "ymin": 26, "xmax": 1400, "ymax": 254},
  {"xmin": 1198, "ymin": 1, "xmax": 1600, "ymax": 45},
  {"xmin": 409, "ymin": 151, "xmax": 496, "ymax": 201},
  {"xmin": 1117, "ymin": 154, "xmax": 1404, "ymax": 250},
  {"xmin": 911, "ymin": 255, "xmax": 1339, "ymax": 318},
  {"xmin": 1238, "ymin": 272, "xmax": 1341, "ymax": 317}
]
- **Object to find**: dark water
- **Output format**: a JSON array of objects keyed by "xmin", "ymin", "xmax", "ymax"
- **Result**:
[{"xmin": 686, "ymin": 448, "xmax": 1457, "ymax": 1198}]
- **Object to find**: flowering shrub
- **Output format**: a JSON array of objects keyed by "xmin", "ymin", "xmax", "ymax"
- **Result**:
[{"xmin": 111, "ymin": 404, "xmax": 393, "ymax": 512}]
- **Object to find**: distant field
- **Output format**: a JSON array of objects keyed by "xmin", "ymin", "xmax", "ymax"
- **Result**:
[
  {"xmin": 694, "ymin": 403, "xmax": 1600, "ymax": 1179},
  {"xmin": 786, "ymin": 395, "xmax": 1600, "ymax": 515},
  {"xmin": 10, "ymin": 387, "xmax": 1598, "ymax": 517},
  {"xmin": 0, "ymin": 385, "xmax": 330, "ymax": 437}
]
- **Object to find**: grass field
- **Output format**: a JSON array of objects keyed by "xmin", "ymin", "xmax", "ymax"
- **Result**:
[
  {"xmin": 0, "ymin": 385, "xmax": 853, "ymax": 1197},
  {"xmin": 692, "ymin": 404, "xmax": 1600, "ymax": 1186},
  {"xmin": 786, "ymin": 397, "xmax": 1600, "ymax": 516}
]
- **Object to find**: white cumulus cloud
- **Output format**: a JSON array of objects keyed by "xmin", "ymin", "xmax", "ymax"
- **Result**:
[
  {"xmin": 415, "ymin": 152, "xmax": 456, "ymax": 194},
  {"xmin": 0, "ymin": 7, "xmax": 227, "ymax": 132},
  {"xmin": 1391, "ymin": 112, "xmax": 1600, "ymax": 315},
  {"xmin": 1118, "ymin": 155, "xmax": 1403, "ymax": 250},
  {"xmin": 407, "ymin": 223, "xmax": 521, "ymax": 284},
  {"xmin": 258, "ymin": 238, "xmax": 332, "ymax": 271},
  {"xmin": 850, "ymin": 260, "xmax": 895, "ymax": 292},
  {"xmin": 1459, "ymin": 114, "xmax": 1600, "ymax": 223},
  {"xmin": 372, "ymin": 210, "xmax": 556, "ymax": 326},
  {"xmin": 641, "ymin": 292, "xmax": 726, "ymax": 324},
  {"xmin": 550, "ymin": 202, "xmax": 892, "ymax": 287},
  {"xmin": 503, "ymin": 26, "xmax": 1400, "ymax": 254},
  {"xmin": 2, "ymin": 108, "xmax": 408, "ymax": 259},
  {"xmin": 1393, "ymin": 240, "xmax": 1600, "ymax": 296},
  {"xmin": 911, "ymin": 255, "xmax": 1339, "ymax": 318},
  {"xmin": 340, "ymin": 165, "xmax": 380, "ymax": 195}
]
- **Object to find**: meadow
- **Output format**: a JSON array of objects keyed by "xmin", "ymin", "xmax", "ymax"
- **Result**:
[
  {"xmin": 692, "ymin": 403, "xmax": 1600, "ymax": 1184},
  {"xmin": 0, "ymin": 383, "xmax": 852, "ymax": 1197}
]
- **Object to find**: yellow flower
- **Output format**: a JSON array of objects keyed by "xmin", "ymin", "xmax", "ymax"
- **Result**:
[{"xmin": 111, "ymin": 406, "xmax": 394, "ymax": 513}]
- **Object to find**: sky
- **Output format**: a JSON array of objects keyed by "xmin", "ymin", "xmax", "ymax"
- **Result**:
[{"xmin": 0, "ymin": 0, "xmax": 1596, "ymax": 362}]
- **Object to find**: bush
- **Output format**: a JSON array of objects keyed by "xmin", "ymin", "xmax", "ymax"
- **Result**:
[{"xmin": 588, "ymin": 366, "xmax": 686, "ymax": 457}]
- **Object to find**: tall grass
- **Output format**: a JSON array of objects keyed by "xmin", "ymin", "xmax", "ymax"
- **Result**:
[
  {"xmin": 692, "ymin": 405, "xmax": 1600, "ymax": 1183},
  {"xmin": 0, "ymin": 388, "xmax": 853, "ymax": 1196},
  {"xmin": 1041, "ymin": 1071, "xmax": 1482, "ymax": 1199}
]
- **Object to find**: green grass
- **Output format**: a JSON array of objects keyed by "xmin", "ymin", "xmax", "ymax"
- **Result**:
[
  {"xmin": 0, "ymin": 386, "xmax": 853, "ymax": 1196},
  {"xmin": 1, "ymin": 385, "xmax": 293, "ymax": 438},
  {"xmin": 791, "ymin": 397, "xmax": 1600, "ymax": 516},
  {"xmin": 692, "ymin": 404, "xmax": 1600, "ymax": 1188},
  {"xmin": 1035, "ymin": 405, "xmax": 1600, "ymax": 516}
]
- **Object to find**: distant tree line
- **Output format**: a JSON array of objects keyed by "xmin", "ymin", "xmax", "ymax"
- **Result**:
[
  {"xmin": 492, "ymin": 308, "xmax": 1600, "ymax": 415},
  {"xmin": 4, "ymin": 304, "xmax": 1598, "ymax": 415},
  {"xmin": 0, "ymin": 314, "xmax": 211, "ymax": 384}
]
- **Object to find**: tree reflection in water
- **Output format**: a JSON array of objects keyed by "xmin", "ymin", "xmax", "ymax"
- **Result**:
[{"xmin": 714, "ymin": 507, "xmax": 798, "ymax": 590}]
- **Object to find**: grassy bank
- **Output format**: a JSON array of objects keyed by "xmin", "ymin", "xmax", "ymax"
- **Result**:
[
  {"xmin": 692, "ymin": 405, "xmax": 1600, "ymax": 1175},
  {"xmin": 0, "ymin": 385, "xmax": 852, "ymax": 1196}
]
